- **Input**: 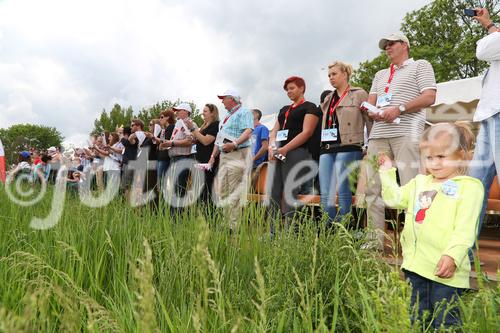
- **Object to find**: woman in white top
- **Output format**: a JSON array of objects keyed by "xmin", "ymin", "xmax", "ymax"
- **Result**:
[{"xmin": 94, "ymin": 132, "xmax": 123, "ymax": 186}]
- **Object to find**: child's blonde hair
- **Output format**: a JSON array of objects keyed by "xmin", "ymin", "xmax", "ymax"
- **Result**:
[{"xmin": 419, "ymin": 122, "xmax": 475, "ymax": 175}]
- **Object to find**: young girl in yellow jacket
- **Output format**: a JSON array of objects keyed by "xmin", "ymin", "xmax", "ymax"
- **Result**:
[{"xmin": 378, "ymin": 122, "xmax": 483, "ymax": 329}]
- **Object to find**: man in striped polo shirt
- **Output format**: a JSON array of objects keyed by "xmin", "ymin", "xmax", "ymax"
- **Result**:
[{"xmin": 364, "ymin": 32, "xmax": 437, "ymax": 251}]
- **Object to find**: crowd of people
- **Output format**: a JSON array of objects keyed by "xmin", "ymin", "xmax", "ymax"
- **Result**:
[{"xmin": 5, "ymin": 8, "xmax": 500, "ymax": 330}]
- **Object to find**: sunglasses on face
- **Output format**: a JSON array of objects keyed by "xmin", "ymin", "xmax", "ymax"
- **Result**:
[{"xmin": 386, "ymin": 40, "xmax": 402, "ymax": 48}]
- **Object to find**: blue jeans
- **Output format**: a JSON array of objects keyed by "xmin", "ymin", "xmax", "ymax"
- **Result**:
[
  {"xmin": 468, "ymin": 113, "xmax": 500, "ymax": 259},
  {"xmin": 404, "ymin": 270, "xmax": 463, "ymax": 329},
  {"xmin": 319, "ymin": 150, "xmax": 362, "ymax": 223}
]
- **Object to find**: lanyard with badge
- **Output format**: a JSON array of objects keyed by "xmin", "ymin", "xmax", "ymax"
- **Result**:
[
  {"xmin": 276, "ymin": 100, "xmax": 305, "ymax": 142},
  {"xmin": 376, "ymin": 64, "xmax": 396, "ymax": 107},
  {"xmin": 215, "ymin": 104, "xmax": 241, "ymax": 146},
  {"xmin": 321, "ymin": 88, "xmax": 349, "ymax": 142}
]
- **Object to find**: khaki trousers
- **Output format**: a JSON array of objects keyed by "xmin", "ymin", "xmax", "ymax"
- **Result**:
[
  {"xmin": 215, "ymin": 147, "xmax": 252, "ymax": 230},
  {"xmin": 365, "ymin": 136, "xmax": 422, "ymax": 250}
]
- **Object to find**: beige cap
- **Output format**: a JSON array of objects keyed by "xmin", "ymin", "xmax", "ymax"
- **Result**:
[{"xmin": 379, "ymin": 32, "xmax": 410, "ymax": 50}]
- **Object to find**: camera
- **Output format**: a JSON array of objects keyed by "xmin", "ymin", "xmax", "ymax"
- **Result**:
[{"xmin": 464, "ymin": 8, "xmax": 477, "ymax": 17}]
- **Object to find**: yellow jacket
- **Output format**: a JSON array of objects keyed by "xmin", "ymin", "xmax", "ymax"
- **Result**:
[{"xmin": 380, "ymin": 168, "xmax": 484, "ymax": 288}]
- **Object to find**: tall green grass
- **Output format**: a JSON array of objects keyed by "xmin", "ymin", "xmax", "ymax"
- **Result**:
[{"xmin": 0, "ymin": 184, "xmax": 498, "ymax": 332}]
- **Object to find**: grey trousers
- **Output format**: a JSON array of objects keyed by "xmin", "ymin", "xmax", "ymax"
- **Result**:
[
  {"xmin": 266, "ymin": 147, "xmax": 317, "ymax": 219},
  {"xmin": 365, "ymin": 136, "xmax": 422, "ymax": 250}
]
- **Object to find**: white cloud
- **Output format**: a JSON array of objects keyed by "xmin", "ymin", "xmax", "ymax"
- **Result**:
[{"xmin": 0, "ymin": 0, "xmax": 432, "ymax": 146}]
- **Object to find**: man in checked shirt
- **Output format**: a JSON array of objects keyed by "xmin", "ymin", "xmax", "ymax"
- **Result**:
[{"xmin": 209, "ymin": 89, "xmax": 254, "ymax": 231}]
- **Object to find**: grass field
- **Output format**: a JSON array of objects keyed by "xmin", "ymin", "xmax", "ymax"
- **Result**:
[{"xmin": 0, "ymin": 184, "xmax": 499, "ymax": 332}]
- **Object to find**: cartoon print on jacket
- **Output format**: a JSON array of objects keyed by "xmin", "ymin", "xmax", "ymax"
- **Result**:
[{"xmin": 414, "ymin": 190, "xmax": 438, "ymax": 224}]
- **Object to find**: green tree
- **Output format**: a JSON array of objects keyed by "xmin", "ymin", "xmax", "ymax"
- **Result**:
[
  {"xmin": 351, "ymin": 0, "xmax": 500, "ymax": 91},
  {"xmin": 92, "ymin": 104, "xmax": 134, "ymax": 134},
  {"xmin": 0, "ymin": 124, "xmax": 64, "ymax": 165},
  {"xmin": 137, "ymin": 100, "xmax": 203, "ymax": 130},
  {"xmin": 92, "ymin": 100, "xmax": 203, "ymax": 135}
]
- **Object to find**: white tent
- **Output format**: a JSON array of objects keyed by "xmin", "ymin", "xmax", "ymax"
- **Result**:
[
  {"xmin": 426, "ymin": 75, "xmax": 482, "ymax": 123},
  {"xmin": 260, "ymin": 76, "xmax": 484, "ymax": 129}
]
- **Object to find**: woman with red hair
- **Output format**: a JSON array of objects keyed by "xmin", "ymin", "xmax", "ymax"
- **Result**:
[{"xmin": 267, "ymin": 76, "xmax": 321, "ymax": 228}]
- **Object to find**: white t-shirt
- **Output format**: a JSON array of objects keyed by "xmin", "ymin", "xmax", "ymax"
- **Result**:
[{"xmin": 102, "ymin": 142, "xmax": 123, "ymax": 171}]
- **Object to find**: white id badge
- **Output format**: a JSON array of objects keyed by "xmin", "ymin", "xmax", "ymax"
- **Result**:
[
  {"xmin": 376, "ymin": 93, "xmax": 392, "ymax": 107},
  {"xmin": 321, "ymin": 128, "xmax": 338, "ymax": 142},
  {"xmin": 276, "ymin": 130, "xmax": 289, "ymax": 142}
]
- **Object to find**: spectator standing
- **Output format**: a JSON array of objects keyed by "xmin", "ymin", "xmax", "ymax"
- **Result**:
[
  {"xmin": 185, "ymin": 103, "xmax": 220, "ymax": 203},
  {"xmin": 33, "ymin": 155, "xmax": 52, "ymax": 183},
  {"xmin": 267, "ymin": 76, "xmax": 321, "ymax": 226},
  {"xmin": 155, "ymin": 109, "xmax": 176, "ymax": 188},
  {"xmin": 163, "ymin": 103, "xmax": 195, "ymax": 209},
  {"xmin": 318, "ymin": 61, "xmax": 370, "ymax": 224},
  {"xmin": 94, "ymin": 132, "xmax": 123, "ymax": 186},
  {"xmin": 364, "ymin": 32, "xmax": 437, "ymax": 250},
  {"xmin": 208, "ymin": 89, "xmax": 254, "ymax": 230},
  {"xmin": 121, "ymin": 125, "xmax": 139, "ymax": 197},
  {"xmin": 468, "ymin": 8, "xmax": 500, "ymax": 247},
  {"xmin": 251, "ymin": 109, "xmax": 269, "ymax": 169}
]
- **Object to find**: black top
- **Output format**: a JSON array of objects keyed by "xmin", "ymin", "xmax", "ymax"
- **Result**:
[
  {"xmin": 196, "ymin": 121, "xmax": 219, "ymax": 163},
  {"xmin": 157, "ymin": 124, "xmax": 175, "ymax": 161},
  {"xmin": 142, "ymin": 137, "xmax": 157, "ymax": 161},
  {"xmin": 320, "ymin": 92, "xmax": 362, "ymax": 155},
  {"xmin": 121, "ymin": 137, "xmax": 138, "ymax": 164},
  {"xmin": 277, "ymin": 101, "xmax": 321, "ymax": 156}
]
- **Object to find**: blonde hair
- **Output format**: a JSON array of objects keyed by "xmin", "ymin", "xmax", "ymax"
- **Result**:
[
  {"xmin": 201, "ymin": 103, "xmax": 220, "ymax": 131},
  {"xmin": 328, "ymin": 61, "xmax": 354, "ymax": 82},
  {"xmin": 420, "ymin": 122, "xmax": 475, "ymax": 175}
]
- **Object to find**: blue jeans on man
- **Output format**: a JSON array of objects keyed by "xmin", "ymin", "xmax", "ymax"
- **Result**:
[
  {"xmin": 468, "ymin": 113, "xmax": 500, "ymax": 261},
  {"xmin": 319, "ymin": 150, "xmax": 362, "ymax": 224}
]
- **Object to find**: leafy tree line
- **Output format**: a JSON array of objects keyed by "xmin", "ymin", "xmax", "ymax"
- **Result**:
[
  {"xmin": 92, "ymin": 100, "xmax": 202, "ymax": 135},
  {"xmin": 0, "ymin": 124, "xmax": 64, "ymax": 166},
  {"xmin": 351, "ymin": 0, "xmax": 500, "ymax": 91}
]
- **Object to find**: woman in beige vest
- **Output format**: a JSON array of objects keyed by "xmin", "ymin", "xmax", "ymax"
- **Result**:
[{"xmin": 318, "ymin": 61, "xmax": 371, "ymax": 225}]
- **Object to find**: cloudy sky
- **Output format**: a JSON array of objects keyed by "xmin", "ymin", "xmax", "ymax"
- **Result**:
[{"xmin": 0, "ymin": 0, "xmax": 432, "ymax": 145}]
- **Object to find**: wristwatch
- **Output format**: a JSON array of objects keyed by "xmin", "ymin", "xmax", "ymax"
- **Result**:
[
  {"xmin": 486, "ymin": 22, "xmax": 496, "ymax": 30},
  {"xmin": 398, "ymin": 104, "xmax": 406, "ymax": 114}
]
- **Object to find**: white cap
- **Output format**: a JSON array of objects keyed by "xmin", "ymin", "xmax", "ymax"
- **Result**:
[
  {"xmin": 172, "ymin": 102, "xmax": 192, "ymax": 113},
  {"xmin": 48, "ymin": 146, "xmax": 57, "ymax": 152},
  {"xmin": 379, "ymin": 32, "xmax": 410, "ymax": 50},
  {"xmin": 217, "ymin": 88, "xmax": 240, "ymax": 99}
]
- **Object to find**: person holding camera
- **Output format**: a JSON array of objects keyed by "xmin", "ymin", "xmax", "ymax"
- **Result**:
[{"xmin": 468, "ymin": 8, "xmax": 500, "ymax": 245}]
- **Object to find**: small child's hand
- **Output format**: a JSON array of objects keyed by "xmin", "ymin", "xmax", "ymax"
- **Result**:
[
  {"xmin": 378, "ymin": 152, "xmax": 393, "ymax": 170},
  {"xmin": 435, "ymin": 255, "xmax": 456, "ymax": 279}
]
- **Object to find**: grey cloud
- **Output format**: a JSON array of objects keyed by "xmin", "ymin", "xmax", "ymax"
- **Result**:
[{"xmin": 0, "ymin": 0, "xmax": 432, "ymax": 144}]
